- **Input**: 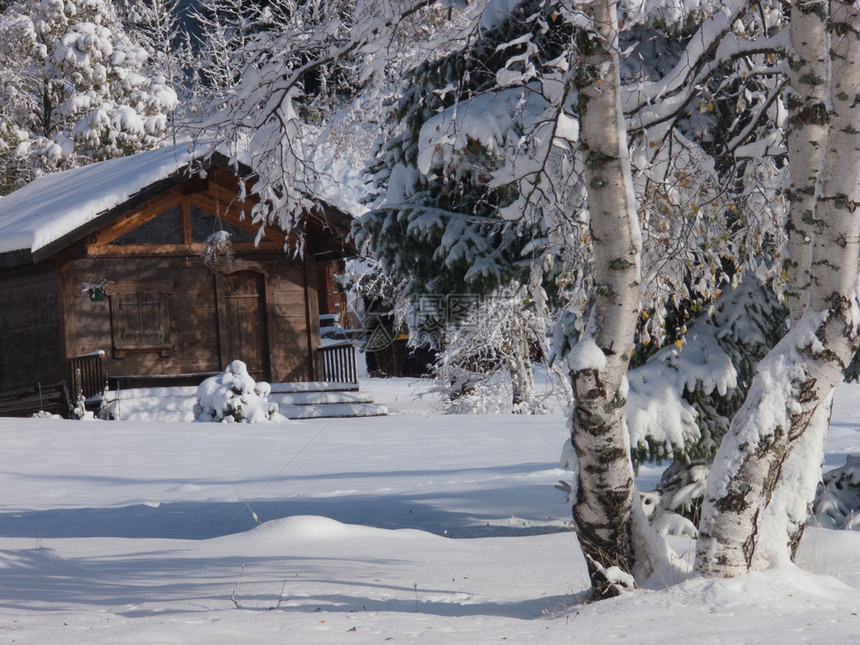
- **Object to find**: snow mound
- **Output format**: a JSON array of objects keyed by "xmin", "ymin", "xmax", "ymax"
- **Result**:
[
  {"xmin": 204, "ymin": 516, "xmax": 438, "ymax": 556},
  {"xmin": 194, "ymin": 361, "xmax": 289, "ymax": 423}
]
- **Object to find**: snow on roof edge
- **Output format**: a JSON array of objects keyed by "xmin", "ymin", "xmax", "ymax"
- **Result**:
[{"xmin": 0, "ymin": 141, "xmax": 204, "ymax": 257}]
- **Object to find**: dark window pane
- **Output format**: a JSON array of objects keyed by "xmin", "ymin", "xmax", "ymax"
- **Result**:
[
  {"xmin": 191, "ymin": 205, "xmax": 256, "ymax": 243},
  {"xmin": 112, "ymin": 206, "xmax": 182, "ymax": 245}
]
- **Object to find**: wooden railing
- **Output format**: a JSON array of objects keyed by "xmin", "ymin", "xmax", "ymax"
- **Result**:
[
  {"xmin": 316, "ymin": 342, "xmax": 358, "ymax": 384},
  {"xmin": 67, "ymin": 350, "xmax": 106, "ymax": 400}
]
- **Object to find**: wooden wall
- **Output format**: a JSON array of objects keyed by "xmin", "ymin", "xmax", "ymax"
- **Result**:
[
  {"xmin": 0, "ymin": 264, "xmax": 64, "ymax": 393},
  {"xmin": 60, "ymin": 253, "xmax": 313, "ymax": 384}
]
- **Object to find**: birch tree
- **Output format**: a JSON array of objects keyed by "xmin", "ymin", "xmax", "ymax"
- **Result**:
[
  {"xmin": 564, "ymin": 0, "xmax": 644, "ymax": 598},
  {"xmin": 696, "ymin": 0, "xmax": 860, "ymax": 577},
  {"xmin": 756, "ymin": 0, "xmax": 833, "ymax": 564}
]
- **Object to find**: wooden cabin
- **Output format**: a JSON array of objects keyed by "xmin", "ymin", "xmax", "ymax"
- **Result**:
[{"xmin": 0, "ymin": 142, "xmax": 355, "ymax": 414}]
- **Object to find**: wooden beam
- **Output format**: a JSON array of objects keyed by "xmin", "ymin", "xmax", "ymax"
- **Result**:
[
  {"xmin": 60, "ymin": 263, "xmax": 78, "ymax": 360},
  {"xmin": 105, "ymin": 281, "xmax": 174, "ymax": 296},
  {"xmin": 94, "ymin": 188, "xmax": 183, "ymax": 246},
  {"xmin": 180, "ymin": 194, "xmax": 192, "ymax": 244},
  {"xmin": 208, "ymin": 179, "xmax": 256, "ymax": 211},
  {"xmin": 214, "ymin": 273, "xmax": 230, "ymax": 371},
  {"xmin": 264, "ymin": 275, "xmax": 276, "ymax": 383},
  {"xmin": 188, "ymin": 193, "xmax": 257, "ymax": 229},
  {"xmin": 32, "ymin": 172, "xmax": 193, "ymax": 263},
  {"xmin": 85, "ymin": 241, "xmax": 284, "ymax": 257}
]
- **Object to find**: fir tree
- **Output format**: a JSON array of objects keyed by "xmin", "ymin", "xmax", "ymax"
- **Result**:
[{"xmin": 0, "ymin": 0, "xmax": 178, "ymax": 193}]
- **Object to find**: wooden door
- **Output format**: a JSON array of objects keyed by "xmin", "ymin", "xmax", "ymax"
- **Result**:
[{"xmin": 217, "ymin": 271, "xmax": 270, "ymax": 381}]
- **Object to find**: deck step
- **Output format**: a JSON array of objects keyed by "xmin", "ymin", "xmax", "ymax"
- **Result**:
[
  {"xmin": 278, "ymin": 403, "xmax": 389, "ymax": 419},
  {"xmin": 269, "ymin": 391, "xmax": 375, "ymax": 406},
  {"xmin": 269, "ymin": 382, "xmax": 358, "ymax": 393}
]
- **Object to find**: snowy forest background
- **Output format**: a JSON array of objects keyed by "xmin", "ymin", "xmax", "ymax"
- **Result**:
[{"xmin": 3, "ymin": 0, "xmax": 860, "ymax": 617}]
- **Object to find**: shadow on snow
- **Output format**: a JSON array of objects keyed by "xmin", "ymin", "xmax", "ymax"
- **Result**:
[
  {"xmin": 0, "ymin": 547, "xmax": 583, "ymax": 620},
  {"xmin": 0, "ymin": 487, "xmax": 569, "ymax": 540}
]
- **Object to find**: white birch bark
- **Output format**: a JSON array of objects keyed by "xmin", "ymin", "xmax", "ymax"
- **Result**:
[
  {"xmin": 696, "ymin": 0, "xmax": 860, "ymax": 577},
  {"xmin": 785, "ymin": 0, "xmax": 830, "ymax": 323},
  {"xmin": 759, "ymin": 393, "xmax": 830, "ymax": 562},
  {"xmin": 568, "ymin": 0, "xmax": 643, "ymax": 599},
  {"xmin": 757, "ymin": 0, "xmax": 832, "ymax": 565}
]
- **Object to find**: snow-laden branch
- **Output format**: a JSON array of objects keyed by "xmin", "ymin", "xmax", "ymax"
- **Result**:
[
  {"xmin": 627, "ymin": 29, "xmax": 790, "ymax": 132},
  {"xmin": 622, "ymin": 1, "xmax": 748, "ymax": 114}
]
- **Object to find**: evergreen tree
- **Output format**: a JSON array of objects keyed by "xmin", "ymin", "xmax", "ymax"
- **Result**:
[
  {"xmin": 0, "ymin": 0, "xmax": 178, "ymax": 193},
  {"xmin": 356, "ymin": 0, "xmax": 788, "ymax": 422},
  {"xmin": 353, "ymin": 0, "xmax": 584, "ymax": 409},
  {"xmin": 115, "ymin": 0, "xmax": 194, "ymax": 115}
]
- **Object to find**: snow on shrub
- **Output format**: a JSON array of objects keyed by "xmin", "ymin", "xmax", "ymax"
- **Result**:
[
  {"xmin": 812, "ymin": 455, "xmax": 860, "ymax": 530},
  {"xmin": 193, "ymin": 360, "xmax": 288, "ymax": 423},
  {"xmin": 31, "ymin": 410, "xmax": 62, "ymax": 419},
  {"xmin": 639, "ymin": 462, "xmax": 709, "ymax": 539},
  {"xmin": 628, "ymin": 454, "xmax": 860, "ymax": 536}
]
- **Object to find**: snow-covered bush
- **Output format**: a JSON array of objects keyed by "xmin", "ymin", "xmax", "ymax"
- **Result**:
[
  {"xmin": 812, "ymin": 456, "xmax": 860, "ymax": 531},
  {"xmin": 31, "ymin": 410, "xmax": 62, "ymax": 419},
  {"xmin": 430, "ymin": 286, "xmax": 568, "ymax": 414},
  {"xmin": 640, "ymin": 462, "xmax": 709, "ymax": 538},
  {"xmin": 193, "ymin": 360, "xmax": 288, "ymax": 423}
]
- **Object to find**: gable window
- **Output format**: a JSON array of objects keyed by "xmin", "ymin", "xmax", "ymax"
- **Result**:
[
  {"xmin": 110, "ymin": 206, "xmax": 182, "ymax": 245},
  {"xmin": 191, "ymin": 205, "xmax": 257, "ymax": 243},
  {"xmin": 105, "ymin": 282, "xmax": 173, "ymax": 356}
]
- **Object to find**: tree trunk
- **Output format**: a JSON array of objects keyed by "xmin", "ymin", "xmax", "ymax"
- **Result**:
[
  {"xmin": 568, "ymin": 0, "xmax": 643, "ymax": 599},
  {"xmin": 785, "ymin": 0, "xmax": 830, "ymax": 323},
  {"xmin": 761, "ymin": 395, "xmax": 830, "ymax": 561},
  {"xmin": 759, "ymin": 2, "xmax": 833, "ymax": 560},
  {"xmin": 509, "ymin": 330, "xmax": 534, "ymax": 409},
  {"xmin": 696, "ymin": 0, "xmax": 860, "ymax": 577}
]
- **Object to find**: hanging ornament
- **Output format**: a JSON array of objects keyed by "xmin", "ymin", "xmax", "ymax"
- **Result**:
[{"xmin": 201, "ymin": 230, "xmax": 233, "ymax": 271}]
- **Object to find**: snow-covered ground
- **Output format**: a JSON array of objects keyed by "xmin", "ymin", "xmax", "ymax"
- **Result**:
[{"xmin": 1, "ymin": 377, "xmax": 859, "ymax": 644}]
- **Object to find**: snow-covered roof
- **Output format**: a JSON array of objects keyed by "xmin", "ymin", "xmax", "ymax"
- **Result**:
[{"xmin": 0, "ymin": 142, "xmax": 204, "ymax": 260}]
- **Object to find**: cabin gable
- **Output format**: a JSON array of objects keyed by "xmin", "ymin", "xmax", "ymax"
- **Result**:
[{"xmin": 85, "ymin": 168, "xmax": 289, "ymax": 258}]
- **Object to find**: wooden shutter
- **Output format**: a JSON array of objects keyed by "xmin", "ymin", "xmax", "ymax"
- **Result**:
[
  {"xmin": 139, "ymin": 293, "xmax": 166, "ymax": 346},
  {"xmin": 107, "ymin": 283, "xmax": 173, "ymax": 355},
  {"xmin": 116, "ymin": 294, "xmax": 142, "ymax": 346}
]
